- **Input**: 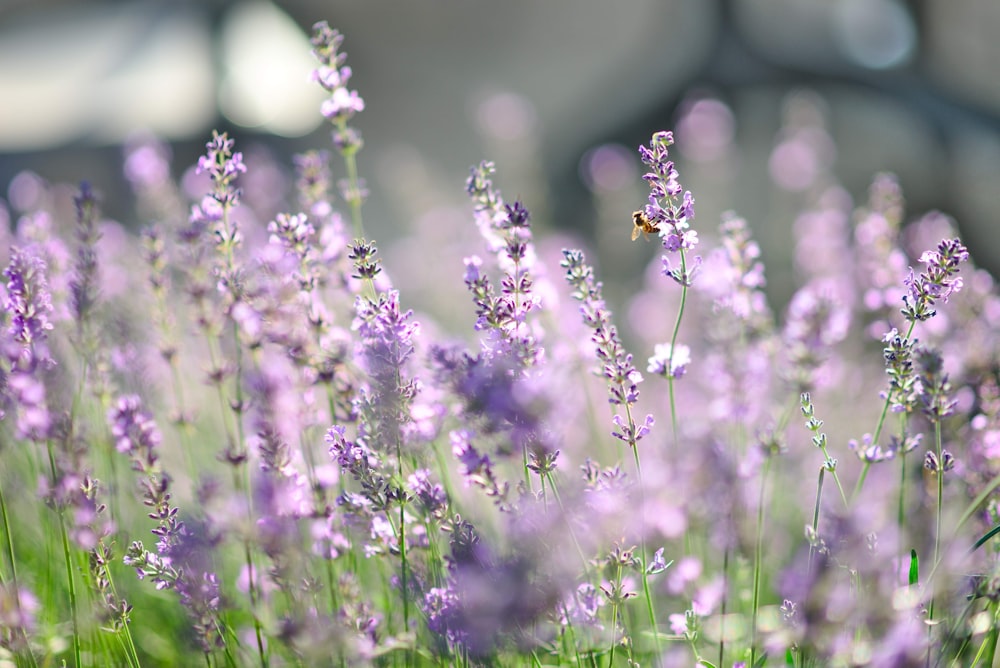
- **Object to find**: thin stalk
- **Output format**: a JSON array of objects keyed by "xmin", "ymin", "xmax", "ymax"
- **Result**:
[
  {"xmin": 665, "ymin": 249, "xmax": 689, "ymax": 448},
  {"xmin": 0, "ymin": 480, "xmax": 38, "ymax": 668},
  {"xmin": 627, "ymin": 406, "xmax": 663, "ymax": 665},
  {"xmin": 59, "ymin": 506, "xmax": 82, "ymax": 668},
  {"xmin": 927, "ymin": 420, "xmax": 945, "ymax": 646},
  {"xmin": 398, "ymin": 476, "xmax": 410, "ymax": 635},
  {"xmin": 543, "ymin": 472, "xmax": 591, "ymax": 577},
  {"xmin": 100, "ymin": 559, "xmax": 142, "ymax": 668},
  {"xmin": 807, "ymin": 468, "xmax": 825, "ymax": 575},
  {"xmin": 750, "ymin": 457, "xmax": 772, "ymax": 667},
  {"xmin": 606, "ymin": 559, "xmax": 625, "ymax": 668},
  {"xmin": 852, "ymin": 319, "xmax": 917, "ymax": 502},
  {"xmin": 719, "ymin": 547, "xmax": 728, "ymax": 668},
  {"xmin": 897, "ymin": 443, "xmax": 908, "ymax": 584},
  {"xmin": 46, "ymin": 442, "xmax": 81, "ymax": 668},
  {"xmin": 335, "ymin": 118, "xmax": 365, "ymax": 237}
]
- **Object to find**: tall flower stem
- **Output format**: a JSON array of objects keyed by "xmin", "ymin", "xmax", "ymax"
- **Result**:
[
  {"xmin": 47, "ymin": 442, "xmax": 81, "ymax": 668},
  {"xmin": 0, "ymin": 479, "xmax": 38, "ymax": 668},
  {"xmin": 665, "ymin": 249, "xmax": 689, "ymax": 448},
  {"xmin": 750, "ymin": 457, "xmax": 772, "ymax": 667},
  {"xmin": 852, "ymin": 321, "xmax": 916, "ymax": 501},
  {"xmin": 629, "ymin": 441, "xmax": 663, "ymax": 664},
  {"xmin": 927, "ymin": 420, "xmax": 945, "ymax": 628}
]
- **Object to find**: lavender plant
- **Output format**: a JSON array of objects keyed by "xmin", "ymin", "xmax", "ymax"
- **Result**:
[{"xmin": 3, "ymin": 18, "xmax": 1000, "ymax": 668}]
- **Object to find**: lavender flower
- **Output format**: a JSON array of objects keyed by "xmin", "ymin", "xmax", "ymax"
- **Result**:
[
  {"xmin": 353, "ymin": 289, "xmax": 420, "ymax": 455},
  {"xmin": 901, "ymin": 238, "xmax": 969, "ymax": 322},
  {"xmin": 914, "ymin": 346, "xmax": 957, "ymax": 423},
  {"xmin": 696, "ymin": 213, "xmax": 776, "ymax": 423},
  {"xmin": 464, "ymin": 163, "xmax": 542, "ymax": 370},
  {"xmin": 4, "ymin": 246, "xmax": 54, "ymax": 370},
  {"xmin": 853, "ymin": 173, "xmax": 908, "ymax": 337},
  {"xmin": 0, "ymin": 583, "xmax": 38, "ymax": 651},
  {"xmin": 781, "ymin": 279, "xmax": 851, "ymax": 393},
  {"xmin": 561, "ymin": 249, "xmax": 642, "ymax": 408},
  {"xmin": 194, "ymin": 130, "xmax": 246, "ymax": 264},
  {"xmin": 638, "ymin": 131, "xmax": 701, "ymax": 286},
  {"xmin": 647, "ymin": 342, "xmax": 690, "ymax": 379},
  {"xmin": 881, "ymin": 327, "xmax": 919, "ymax": 414},
  {"xmin": 70, "ymin": 182, "xmax": 100, "ymax": 331},
  {"xmin": 111, "ymin": 394, "xmax": 225, "ymax": 651},
  {"xmin": 311, "ymin": 21, "xmax": 365, "ymax": 155},
  {"xmin": 2, "ymin": 246, "xmax": 55, "ymax": 439}
]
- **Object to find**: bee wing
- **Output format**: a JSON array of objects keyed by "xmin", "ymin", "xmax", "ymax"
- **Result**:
[{"xmin": 632, "ymin": 225, "xmax": 642, "ymax": 241}]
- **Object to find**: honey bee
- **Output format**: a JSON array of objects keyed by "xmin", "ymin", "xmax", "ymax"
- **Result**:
[{"xmin": 631, "ymin": 210, "xmax": 658, "ymax": 241}]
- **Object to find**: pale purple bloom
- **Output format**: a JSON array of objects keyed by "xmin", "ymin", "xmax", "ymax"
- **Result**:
[
  {"xmin": 645, "ymin": 547, "xmax": 670, "ymax": 575},
  {"xmin": 69, "ymin": 182, "xmax": 100, "ymax": 328},
  {"xmin": 560, "ymin": 583, "xmax": 604, "ymax": 629},
  {"xmin": 311, "ymin": 21, "xmax": 365, "ymax": 153},
  {"xmin": 408, "ymin": 468, "xmax": 447, "ymax": 518},
  {"xmin": 4, "ymin": 246, "xmax": 54, "ymax": 369},
  {"xmin": 638, "ymin": 131, "xmax": 700, "ymax": 286},
  {"xmin": 781, "ymin": 278, "xmax": 851, "ymax": 392},
  {"xmin": 901, "ymin": 237, "xmax": 969, "ymax": 322},
  {"xmin": 464, "ymin": 163, "xmax": 542, "ymax": 369},
  {"xmin": 195, "ymin": 131, "xmax": 246, "ymax": 207},
  {"xmin": 668, "ymin": 612, "xmax": 688, "ymax": 635},
  {"xmin": 108, "ymin": 394, "xmax": 162, "ymax": 457},
  {"xmin": 647, "ymin": 342, "xmax": 690, "ymax": 378},
  {"xmin": 0, "ymin": 583, "xmax": 38, "ymax": 650}
]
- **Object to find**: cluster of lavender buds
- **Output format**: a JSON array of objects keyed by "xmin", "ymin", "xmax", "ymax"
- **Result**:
[
  {"xmin": 464, "ymin": 162, "xmax": 542, "ymax": 370},
  {"xmin": 638, "ymin": 131, "xmax": 701, "ymax": 286},
  {"xmin": 311, "ymin": 21, "xmax": 365, "ymax": 155},
  {"xmin": 901, "ymin": 237, "xmax": 969, "ymax": 322},
  {"xmin": 111, "ymin": 394, "xmax": 224, "ymax": 651},
  {"xmin": 2, "ymin": 245, "xmax": 54, "ymax": 439},
  {"xmin": 561, "ymin": 249, "xmax": 652, "ymax": 447}
]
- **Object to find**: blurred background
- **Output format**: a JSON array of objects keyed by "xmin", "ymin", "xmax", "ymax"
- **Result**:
[{"xmin": 1, "ymin": 0, "xmax": 998, "ymax": 312}]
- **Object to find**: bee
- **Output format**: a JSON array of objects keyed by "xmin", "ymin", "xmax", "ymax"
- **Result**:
[{"xmin": 631, "ymin": 209, "xmax": 658, "ymax": 241}]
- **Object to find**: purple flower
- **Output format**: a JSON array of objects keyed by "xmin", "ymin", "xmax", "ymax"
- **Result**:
[
  {"xmin": 901, "ymin": 237, "xmax": 969, "ymax": 322},
  {"xmin": 560, "ymin": 583, "xmax": 604, "ymax": 629},
  {"xmin": 647, "ymin": 342, "xmax": 690, "ymax": 379},
  {"xmin": 310, "ymin": 21, "xmax": 365, "ymax": 154},
  {"xmin": 196, "ymin": 131, "xmax": 246, "ymax": 209},
  {"xmin": 70, "ymin": 182, "xmax": 100, "ymax": 328},
  {"xmin": 407, "ymin": 468, "xmax": 447, "ymax": 518},
  {"xmin": 4, "ymin": 246, "xmax": 54, "ymax": 369},
  {"xmin": 881, "ymin": 327, "xmax": 919, "ymax": 414},
  {"xmin": 108, "ymin": 395, "xmax": 162, "ymax": 458},
  {"xmin": 463, "ymin": 163, "xmax": 542, "ymax": 369},
  {"xmin": 561, "ymin": 249, "xmax": 642, "ymax": 406},
  {"xmin": 449, "ymin": 428, "xmax": 509, "ymax": 509},
  {"xmin": 914, "ymin": 346, "xmax": 957, "ymax": 422},
  {"xmin": 781, "ymin": 278, "xmax": 851, "ymax": 392},
  {"xmin": 638, "ymin": 131, "xmax": 700, "ymax": 286},
  {"xmin": 0, "ymin": 583, "xmax": 38, "ymax": 651}
]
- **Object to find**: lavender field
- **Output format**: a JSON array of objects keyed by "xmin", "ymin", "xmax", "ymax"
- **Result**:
[{"xmin": 1, "ymin": 19, "xmax": 999, "ymax": 668}]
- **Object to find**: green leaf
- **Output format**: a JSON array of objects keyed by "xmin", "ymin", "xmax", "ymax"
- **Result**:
[
  {"xmin": 973, "ymin": 523, "xmax": 1000, "ymax": 552},
  {"xmin": 753, "ymin": 653, "xmax": 769, "ymax": 668},
  {"xmin": 909, "ymin": 549, "xmax": 919, "ymax": 587}
]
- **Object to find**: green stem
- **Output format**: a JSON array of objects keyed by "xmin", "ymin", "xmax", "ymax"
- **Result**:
[
  {"xmin": 0, "ymin": 479, "xmax": 38, "ymax": 668},
  {"xmin": 851, "ymin": 320, "xmax": 917, "ymax": 502},
  {"xmin": 607, "ymin": 559, "xmax": 624, "ymax": 668},
  {"xmin": 808, "ymin": 468, "xmax": 825, "ymax": 575},
  {"xmin": 750, "ymin": 457, "xmax": 772, "ymax": 667},
  {"xmin": 927, "ymin": 421, "xmax": 944, "ymax": 630},
  {"xmin": 627, "ymin": 409, "xmax": 662, "ymax": 665},
  {"xmin": 665, "ymin": 249, "xmax": 689, "ymax": 448}
]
